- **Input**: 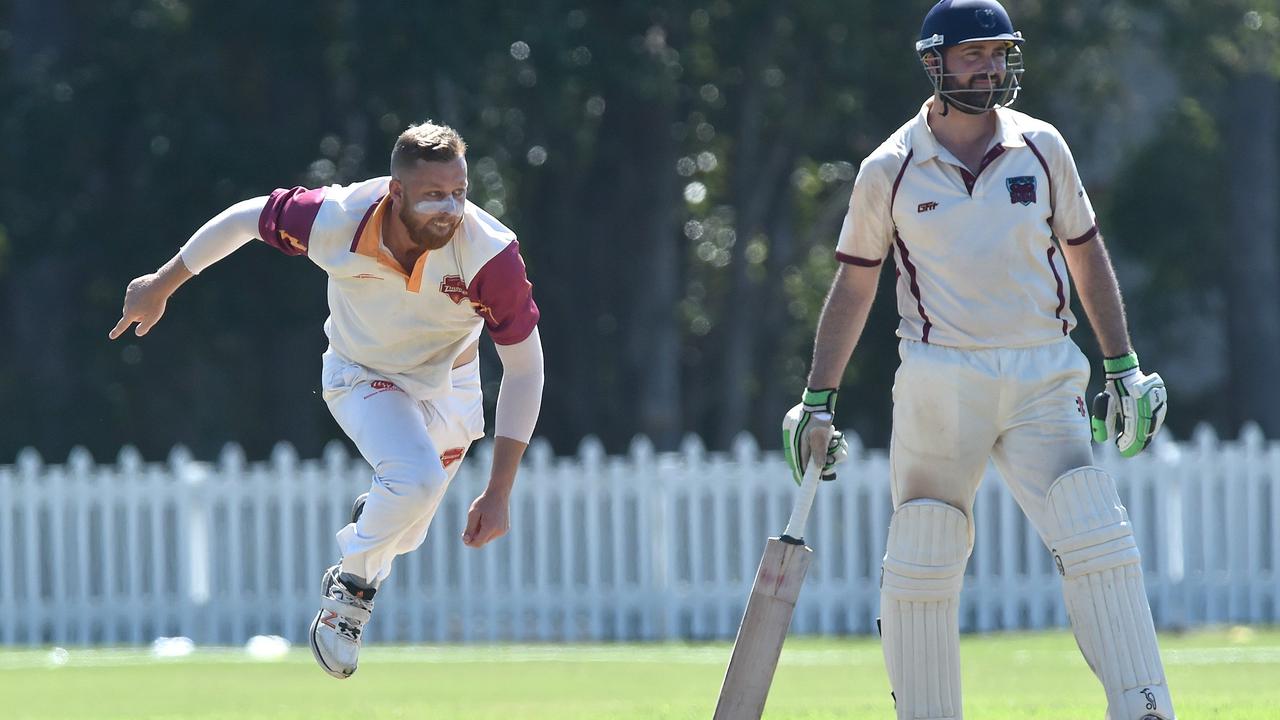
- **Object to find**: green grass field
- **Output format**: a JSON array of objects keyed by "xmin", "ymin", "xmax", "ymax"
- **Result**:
[{"xmin": 2, "ymin": 628, "xmax": 1277, "ymax": 719}]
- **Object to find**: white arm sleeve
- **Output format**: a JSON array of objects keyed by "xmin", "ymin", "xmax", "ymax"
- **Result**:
[
  {"xmin": 178, "ymin": 197, "xmax": 268, "ymax": 274},
  {"xmin": 493, "ymin": 326, "xmax": 544, "ymax": 443}
]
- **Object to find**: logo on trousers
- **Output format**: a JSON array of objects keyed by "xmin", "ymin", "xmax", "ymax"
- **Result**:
[
  {"xmin": 441, "ymin": 447, "xmax": 466, "ymax": 468},
  {"xmin": 362, "ymin": 379, "xmax": 404, "ymax": 399}
]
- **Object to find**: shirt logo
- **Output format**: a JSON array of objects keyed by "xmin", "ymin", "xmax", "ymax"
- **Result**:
[
  {"xmin": 280, "ymin": 229, "xmax": 307, "ymax": 253},
  {"xmin": 917, "ymin": 201, "xmax": 939, "ymax": 213},
  {"xmin": 440, "ymin": 275, "xmax": 469, "ymax": 304},
  {"xmin": 1006, "ymin": 175, "xmax": 1037, "ymax": 206},
  {"xmin": 352, "ymin": 273, "xmax": 383, "ymax": 280}
]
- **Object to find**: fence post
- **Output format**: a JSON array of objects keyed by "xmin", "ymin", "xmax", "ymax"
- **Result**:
[
  {"xmin": 1241, "ymin": 423, "xmax": 1265, "ymax": 622},
  {"xmin": 176, "ymin": 447, "xmax": 211, "ymax": 644},
  {"xmin": 17, "ymin": 448, "xmax": 43, "ymax": 645}
]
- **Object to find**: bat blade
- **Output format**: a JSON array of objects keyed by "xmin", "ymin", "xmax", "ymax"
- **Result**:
[{"xmin": 713, "ymin": 536, "xmax": 814, "ymax": 720}]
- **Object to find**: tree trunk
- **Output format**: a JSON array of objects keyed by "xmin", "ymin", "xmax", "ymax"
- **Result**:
[
  {"xmin": 754, "ymin": 186, "xmax": 796, "ymax": 443},
  {"xmin": 625, "ymin": 97, "xmax": 683, "ymax": 449},
  {"xmin": 1223, "ymin": 71, "xmax": 1280, "ymax": 435},
  {"xmin": 715, "ymin": 30, "xmax": 812, "ymax": 448}
]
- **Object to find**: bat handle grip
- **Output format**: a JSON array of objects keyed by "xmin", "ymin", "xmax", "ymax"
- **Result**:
[{"xmin": 783, "ymin": 462, "xmax": 821, "ymax": 542}]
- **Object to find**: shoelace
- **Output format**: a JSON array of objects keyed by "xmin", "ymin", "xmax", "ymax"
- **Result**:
[
  {"xmin": 333, "ymin": 616, "xmax": 363, "ymax": 642},
  {"xmin": 325, "ymin": 582, "xmax": 374, "ymax": 641}
]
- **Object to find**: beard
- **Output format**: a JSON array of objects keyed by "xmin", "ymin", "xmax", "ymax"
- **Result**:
[
  {"xmin": 941, "ymin": 72, "xmax": 1003, "ymax": 111},
  {"xmin": 400, "ymin": 205, "xmax": 461, "ymax": 250}
]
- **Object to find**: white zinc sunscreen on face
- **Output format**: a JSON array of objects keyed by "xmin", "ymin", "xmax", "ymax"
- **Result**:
[{"xmin": 413, "ymin": 197, "xmax": 463, "ymax": 216}]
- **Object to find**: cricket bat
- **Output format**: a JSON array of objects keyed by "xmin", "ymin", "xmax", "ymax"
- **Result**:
[{"xmin": 713, "ymin": 462, "xmax": 823, "ymax": 720}]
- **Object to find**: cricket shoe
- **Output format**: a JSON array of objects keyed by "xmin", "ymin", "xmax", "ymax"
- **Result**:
[{"xmin": 309, "ymin": 563, "xmax": 375, "ymax": 679}]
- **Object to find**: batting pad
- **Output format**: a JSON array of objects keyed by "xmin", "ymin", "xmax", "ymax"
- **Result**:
[
  {"xmin": 880, "ymin": 499, "xmax": 973, "ymax": 720},
  {"xmin": 1045, "ymin": 467, "xmax": 1175, "ymax": 720}
]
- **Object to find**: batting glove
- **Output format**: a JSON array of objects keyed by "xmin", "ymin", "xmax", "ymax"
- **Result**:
[
  {"xmin": 1091, "ymin": 352, "xmax": 1168, "ymax": 458},
  {"xmin": 782, "ymin": 388, "xmax": 850, "ymax": 485}
]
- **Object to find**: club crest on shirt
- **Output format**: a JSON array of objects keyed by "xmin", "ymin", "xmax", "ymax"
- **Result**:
[
  {"xmin": 1006, "ymin": 176, "xmax": 1037, "ymax": 206},
  {"xmin": 440, "ymin": 275, "xmax": 469, "ymax": 304}
]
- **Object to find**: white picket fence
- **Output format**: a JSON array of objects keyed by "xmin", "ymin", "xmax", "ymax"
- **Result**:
[{"xmin": 1, "ymin": 425, "xmax": 1277, "ymax": 647}]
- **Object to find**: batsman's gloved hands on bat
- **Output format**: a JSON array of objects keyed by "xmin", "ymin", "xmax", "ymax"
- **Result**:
[
  {"xmin": 783, "ymin": 388, "xmax": 849, "ymax": 485},
  {"xmin": 1090, "ymin": 351, "xmax": 1168, "ymax": 458}
]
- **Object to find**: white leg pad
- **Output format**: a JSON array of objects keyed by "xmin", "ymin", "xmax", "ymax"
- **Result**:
[
  {"xmin": 1044, "ymin": 467, "xmax": 1175, "ymax": 720},
  {"xmin": 880, "ymin": 499, "xmax": 973, "ymax": 720}
]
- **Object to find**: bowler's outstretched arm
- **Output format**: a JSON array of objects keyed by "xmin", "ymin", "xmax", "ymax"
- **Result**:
[{"xmin": 109, "ymin": 197, "xmax": 266, "ymax": 339}]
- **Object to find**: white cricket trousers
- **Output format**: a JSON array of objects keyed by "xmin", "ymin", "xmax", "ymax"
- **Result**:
[
  {"xmin": 890, "ymin": 336, "xmax": 1095, "ymax": 532},
  {"xmin": 321, "ymin": 348, "xmax": 485, "ymax": 586}
]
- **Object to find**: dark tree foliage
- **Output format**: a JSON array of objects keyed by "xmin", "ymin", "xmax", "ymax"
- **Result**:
[{"xmin": 1, "ymin": 1, "xmax": 1276, "ymax": 461}]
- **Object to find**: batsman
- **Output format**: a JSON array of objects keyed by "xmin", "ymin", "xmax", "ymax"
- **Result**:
[{"xmin": 785, "ymin": 1, "xmax": 1173, "ymax": 718}]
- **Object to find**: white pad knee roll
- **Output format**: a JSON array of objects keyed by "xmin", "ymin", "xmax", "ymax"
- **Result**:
[
  {"xmin": 880, "ymin": 499, "xmax": 973, "ymax": 720},
  {"xmin": 1045, "ymin": 467, "xmax": 1174, "ymax": 720}
]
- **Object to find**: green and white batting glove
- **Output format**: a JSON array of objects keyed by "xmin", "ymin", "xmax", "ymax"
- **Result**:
[
  {"xmin": 782, "ymin": 388, "xmax": 850, "ymax": 485},
  {"xmin": 1090, "ymin": 352, "xmax": 1168, "ymax": 458}
]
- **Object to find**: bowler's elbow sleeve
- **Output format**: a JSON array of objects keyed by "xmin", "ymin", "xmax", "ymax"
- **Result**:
[{"xmin": 178, "ymin": 197, "xmax": 266, "ymax": 274}]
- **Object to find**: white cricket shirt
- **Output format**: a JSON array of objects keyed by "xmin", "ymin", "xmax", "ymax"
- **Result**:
[
  {"xmin": 836, "ymin": 99, "xmax": 1098, "ymax": 348},
  {"xmin": 257, "ymin": 177, "xmax": 539, "ymax": 400}
]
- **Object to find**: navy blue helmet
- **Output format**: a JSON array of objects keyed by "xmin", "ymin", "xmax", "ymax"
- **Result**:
[{"xmin": 915, "ymin": 0, "xmax": 1025, "ymax": 114}]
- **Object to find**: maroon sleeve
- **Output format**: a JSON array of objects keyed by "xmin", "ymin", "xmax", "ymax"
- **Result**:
[
  {"xmin": 469, "ymin": 241, "xmax": 540, "ymax": 345},
  {"xmin": 257, "ymin": 186, "xmax": 326, "ymax": 256}
]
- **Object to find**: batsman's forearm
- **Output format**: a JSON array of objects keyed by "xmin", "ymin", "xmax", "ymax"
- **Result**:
[
  {"xmin": 486, "ymin": 435, "xmax": 527, "ymax": 499},
  {"xmin": 1064, "ymin": 236, "xmax": 1132, "ymax": 357},
  {"xmin": 807, "ymin": 265, "xmax": 879, "ymax": 389}
]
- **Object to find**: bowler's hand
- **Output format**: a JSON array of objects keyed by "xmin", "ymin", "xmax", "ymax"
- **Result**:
[
  {"xmin": 463, "ymin": 491, "xmax": 511, "ymax": 548},
  {"xmin": 109, "ymin": 273, "xmax": 175, "ymax": 339}
]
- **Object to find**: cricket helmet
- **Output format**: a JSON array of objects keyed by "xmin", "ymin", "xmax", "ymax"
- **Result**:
[{"xmin": 915, "ymin": 0, "xmax": 1025, "ymax": 114}]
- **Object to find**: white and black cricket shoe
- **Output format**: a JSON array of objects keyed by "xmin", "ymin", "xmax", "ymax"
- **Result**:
[{"xmin": 308, "ymin": 563, "xmax": 375, "ymax": 679}]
